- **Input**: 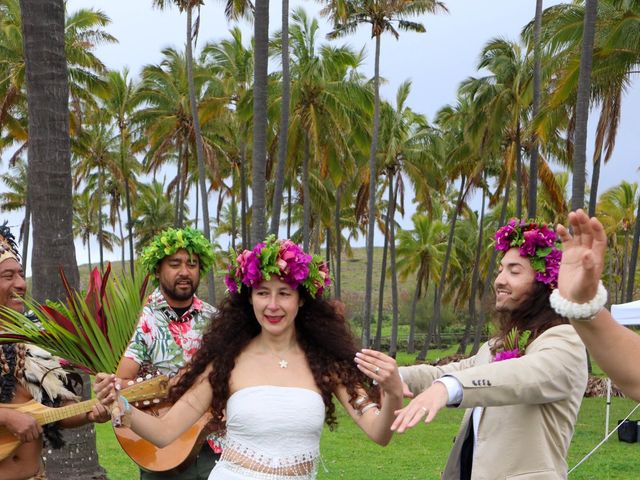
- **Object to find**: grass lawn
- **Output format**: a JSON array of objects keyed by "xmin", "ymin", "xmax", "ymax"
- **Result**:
[{"xmin": 96, "ymin": 394, "xmax": 640, "ymax": 479}]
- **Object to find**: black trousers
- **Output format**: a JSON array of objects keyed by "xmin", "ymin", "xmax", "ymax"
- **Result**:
[{"xmin": 460, "ymin": 419, "xmax": 474, "ymax": 480}]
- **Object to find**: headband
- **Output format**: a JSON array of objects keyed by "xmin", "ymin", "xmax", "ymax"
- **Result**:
[
  {"xmin": 139, "ymin": 227, "xmax": 215, "ymax": 281},
  {"xmin": 224, "ymin": 236, "xmax": 331, "ymax": 298},
  {"xmin": 495, "ymin": 219, "xmax": 562, "ymax": 288},
  {"xmin": 0, "ymin": 223, "xmax": 20, "ymax": 265}
]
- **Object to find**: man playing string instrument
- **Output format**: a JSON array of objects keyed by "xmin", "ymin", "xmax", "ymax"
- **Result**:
[
  {"xmin": 0, "ymin": 223, "xmax": 109, "ymax": 480},
  {"xmin": 115, "ymin": 227, "xmax": 221, "ymax": 479}
]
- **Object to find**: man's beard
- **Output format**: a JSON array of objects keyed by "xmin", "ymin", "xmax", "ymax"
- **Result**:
[{"xmin": 161, "ymin": 278, "xmax": 198, "ymax": 302}]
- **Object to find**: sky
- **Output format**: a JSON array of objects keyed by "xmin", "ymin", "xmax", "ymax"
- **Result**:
[{"xmin": 5, "ymin": 0, "xmax": 640, "ymax": 271}]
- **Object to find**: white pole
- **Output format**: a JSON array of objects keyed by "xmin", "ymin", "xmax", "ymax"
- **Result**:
[{"xmin": 605, "ymin": 377, "xmax": 612, "ymax": 438}]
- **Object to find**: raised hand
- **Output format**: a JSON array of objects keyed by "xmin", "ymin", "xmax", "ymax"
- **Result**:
[
  {"xmin": 390, "ymin": 381, "xmax": 448, "ymax": 433},
  {"xmin": 555, "ymin": 209, "xmax": 607, "ymax": 303},
  {"xmin": 354, "ymin": 349, "xmax": 403, "ymax": 397}
]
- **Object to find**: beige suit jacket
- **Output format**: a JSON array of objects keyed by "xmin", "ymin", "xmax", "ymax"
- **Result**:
[{"xmin": 400, "ymin": 324, "xmax": 588, "ymax": 480}]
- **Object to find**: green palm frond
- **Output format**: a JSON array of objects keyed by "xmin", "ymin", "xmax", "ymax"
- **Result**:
[{"xmin": 0, "ymin": 264, "xmax": 149, "ymax": 374}]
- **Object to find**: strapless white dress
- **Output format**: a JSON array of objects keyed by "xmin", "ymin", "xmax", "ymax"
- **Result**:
[{"xmin": 208, "ymin": 386, "xmax": 325, "ymax": 480}]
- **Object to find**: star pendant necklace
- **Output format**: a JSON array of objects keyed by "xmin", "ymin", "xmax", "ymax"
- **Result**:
[{"xmin": 263, "ymin": 342, "xmax": 295, "ymax": 369}]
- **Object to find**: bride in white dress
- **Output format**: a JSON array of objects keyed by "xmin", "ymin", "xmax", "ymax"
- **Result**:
[{"xmin": 95, "ymin": 237, "xmax": 404, "ymax": 479}]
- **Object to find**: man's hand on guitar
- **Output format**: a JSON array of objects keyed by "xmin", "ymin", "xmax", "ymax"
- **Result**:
[
  {"xmin": 0, "ymin": 408, "xmax": 42, "ymax": 442},
  {"xmin": 87, "ymin": 403, "xmax": 112, "ymax": 423}
]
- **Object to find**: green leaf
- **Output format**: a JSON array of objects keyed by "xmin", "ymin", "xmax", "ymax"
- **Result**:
[{"xmin": 0, "ymin": 264, "xmax": 149, "ymax": 374}]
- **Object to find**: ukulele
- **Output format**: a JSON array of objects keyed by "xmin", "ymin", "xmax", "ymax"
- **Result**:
[
  {"xmin": 0, "ymin": 375, "xmax": 169, "ymax": 461},
  {"xmin": 113, "ymin": 397, "xmax": 213, "ymax": 473}
]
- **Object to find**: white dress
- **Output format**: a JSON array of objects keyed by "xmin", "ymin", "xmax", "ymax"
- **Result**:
[{"xmin": 208, "ymin": 386, "xmax": 325, "ymax": 480}]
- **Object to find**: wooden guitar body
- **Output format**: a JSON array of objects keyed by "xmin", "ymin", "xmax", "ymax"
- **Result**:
[
  {"xmin": 113, "ymin": 403, "xmax": 212, "ymax": 473},
  {"xmin": 0, "ymin": 401, "xmax": 44, "ymax": 463}
]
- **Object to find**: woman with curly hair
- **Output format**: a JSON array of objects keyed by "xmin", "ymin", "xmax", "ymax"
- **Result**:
[{"xmin": 95, "ymin": 236, "xmax": 403, "ymax": 479}]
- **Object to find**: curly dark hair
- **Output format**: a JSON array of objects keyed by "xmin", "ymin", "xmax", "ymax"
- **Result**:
[
  {"xmin": 169, "ymin": 289, "xmax": 380, "ymax": 431},
  {"xmin": 492, "ymin": 281, "xmax": 567, "ymax": 354}
]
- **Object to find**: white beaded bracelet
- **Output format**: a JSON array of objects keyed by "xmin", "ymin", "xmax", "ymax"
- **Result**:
[{"xmin": 549, "ymin": 281, "xmax": 607, "ymax": 321}]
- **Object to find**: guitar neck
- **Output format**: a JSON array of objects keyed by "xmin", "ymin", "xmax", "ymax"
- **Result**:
[
  {"xmin": 23, "ymin": 375, "xmax": 168, "ymax": 427},
  {"xmin": 36, "ymin": 398, "xmax": 98, "ymax": 426}
]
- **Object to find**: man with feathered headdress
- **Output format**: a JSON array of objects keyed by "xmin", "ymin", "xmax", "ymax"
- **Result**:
[{"xmin": 0, "ymin": 224, "xmax": 108, "ymax": 480}]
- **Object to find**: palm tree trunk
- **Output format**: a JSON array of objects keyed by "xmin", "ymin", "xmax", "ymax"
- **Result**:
[
  {"xmin": 118, "ymin": 207, "xmax": 125, "ymax": 271},
  {"xmin": 287, "ymin": 181, "xmax": 292, "ymax": 239},
  {"xmin": 195, "ymin": 176, "xmax": 199, "ymax": 227},
  {"xmin": 174, "ymin": 141, "xmax": 184, "ymax": 227},
  {"xmin": 302, "ymin": 133, "xmax": 311, "ymax": 251},
  {"xmin": 621, "ymin": 230, "xmax": 630, "ymax": 301},
  {"xmin": 20, "ymin": 5, "xmax": 102, "ymax": 472},
  {"xmin": 310, "ymin": 219, "xmax": 319, "ymax": 254},
  {"xmin": 515, "ymin": 123, "xmax": 523, "ymax": 218},
  {"xmin": 571, "ymin": 0, "xmax": 598, "ymax": 211},
  {"xmin": 626, "ymin": 190, "xmax": 640, "ymax": 302},
  {"xmin": 363, "ymin": 34, "xmax": 382, "ymax": 348},
  {"xmin": 251, "ymin": 0, "xmax": 269, "ymax": 242},
  {"xmin": 270, "ymin": 0, "xmax": 290, "ymax": 236},
  {"xmin": 588, "ymin": 153, "xmax": 602, "ymax": 217},
  {"xmin": 120, "ymin": 129, "xmax": 135, "ymax": 276},
  {"xmin": 407, "ymin": 270, "xmax": 423, "ymax": 354},
  {"xmin": 374, "ymin": 205, "xmax": 389, "ymax": 350},
  {"xmin": 20, "ymin": 0, "xmax": 80, "ymax": 309},
  {"xmin": 418, "ymin": 175, "xmax": 465, "ymax": 361},
  {"xmin": 21, "ymin": 198, "xmax": 30, "ymax": 273},
  {"xmin": 185, "ymin": 7, "xmax": 215, "ymax": 304},
  {"xmin": 325, "ymin": 227, "xmax": 331, "ymax": 271},
  {"xmin": 528, "ymin": 0, "xmax": 543, "ymax": 219},
  {"xmin": 388, "ymin": 174, "xmax": 400, "ymax": 358},
  {"xmin": 97, "ymin": 167, "xmax": 104, "ymax": 272},
  {"xmin": 240, "ymin": 141, "xmax": 248, "ymax": 247},
  {"xmin": 459, "ymin": 180, "xmax": 487, "ymax": 354},
  {"xmin": 334, "ymin": 184, "xmax": 342, "ymax": 299},
  {"xmin": 610, "ymin": 244, "xmax": 619, "ymax": 304},
  {"xmin": 472, "ymin": 180, "xmax": 511, "ymax": 354},
  {"xmin": 178, "ymin": 151, "xmax": 189, "ymax": 226},
  {"xmin": 231, "ymin": 181, "xmax": 237, "ymax": 250}
]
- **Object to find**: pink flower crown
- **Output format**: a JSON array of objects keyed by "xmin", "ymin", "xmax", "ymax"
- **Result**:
[
  {"xmin": 495, "ymin": 219, "xmax": 562, "ymax": 288},
  {"xmin": 224, "ymin": 235, "xmax": 331, "ymax": 298}
]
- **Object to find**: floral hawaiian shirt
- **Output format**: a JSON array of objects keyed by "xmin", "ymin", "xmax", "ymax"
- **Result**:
[
  {"xmin": 124, "ymin": 288, "xmax": 222, "ymax": 452},
  {"xmin": 124, "ymin": 288, "xmax": 215, "ymax": 376}
]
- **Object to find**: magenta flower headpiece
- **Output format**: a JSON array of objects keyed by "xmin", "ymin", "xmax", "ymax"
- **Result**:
[
  {"xmin": 494, "ymin": 219, "xmax": 562, "ymax": 288},
  {"xmin": 224, "ymin": 235, "xmax": 331, "ymax": 299}
]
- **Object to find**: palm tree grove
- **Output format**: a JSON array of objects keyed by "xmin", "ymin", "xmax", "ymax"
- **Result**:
[{"xmin": 1, "ymin": 0, "xmax": 640, "ymax": 478}]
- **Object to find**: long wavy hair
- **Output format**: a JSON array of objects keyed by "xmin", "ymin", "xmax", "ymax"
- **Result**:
[
  {"xmin": 169, "ymin": 288, "xmax": 380, "ymax": 431},
  {"xmin": 491, "ymin": 281, "xmax": 567, "ymax": 354}
]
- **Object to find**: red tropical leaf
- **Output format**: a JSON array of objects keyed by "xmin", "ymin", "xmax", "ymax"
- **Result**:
[
  {"xmin": 42, "ymin": 305, "xmax": 79, "ymax": 336},
  {"xmin": 139, "ymin": 274, "xmax": 150, "ymax": 303},
  {"xmin": 0, "ymin": 333, "xmax": 29, "ymax": 342},
  {"xmin": 58, "ymin": 357, "xmax": 93, "ymax": 374},
  {"xmin": 85, "ymin": 264, "xmax": 111, "ymax": 336}
]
